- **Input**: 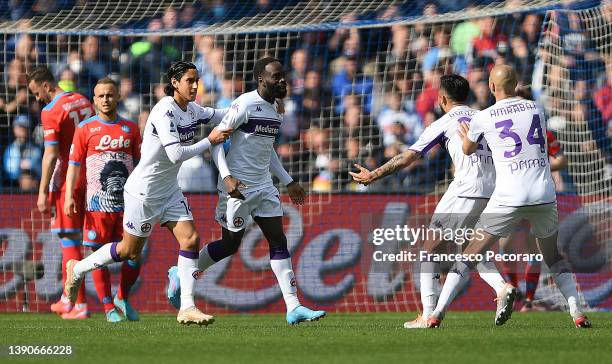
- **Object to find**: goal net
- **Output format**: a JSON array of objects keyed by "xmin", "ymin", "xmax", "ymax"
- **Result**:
[{"xmin": 0, "ymin": 0, "xmax": 609, "ymax": 314}]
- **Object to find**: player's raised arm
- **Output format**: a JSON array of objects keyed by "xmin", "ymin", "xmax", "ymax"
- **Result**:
[
  {"xmin": 351, "ymin": 113, "xmax": 449, "ymax": 185},
  {"xmin": 350, "ymin": 150, "xmax": 420, "ymax": 186}
]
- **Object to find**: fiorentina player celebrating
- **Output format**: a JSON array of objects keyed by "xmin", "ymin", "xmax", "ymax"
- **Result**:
[
  {"xmin": 498, "ymin": 128, "xmax": 567, "ymax": 311},
  {"xmin": 167, "ymin": 57, "xmax": 326, "ymax": 325},
  {"xmin": 350, "ymin": 75, "xmax": 511, "ymax": 328},
  {"xmin": 64, "ymin": 61, "xmax": 232, "ymax": 325},
  {"xmin": 427, "ymin": 65, "xmax": 591, "ymax": 328},
  {"xmin": 28, "ymin": 66, "xmax": 95, "ymax": 319},
  {"xmin": 64, "ymin": 78, "xmax": 142, "ymax": 322}
]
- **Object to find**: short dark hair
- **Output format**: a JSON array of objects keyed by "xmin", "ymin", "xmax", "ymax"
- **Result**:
[
  {"xmin": 439, "ymin": 74, "xmax": 470, "ymax": 103},
  {"xmin": 96, "ymin": 77, "xmax": 118, "ymax": 88},
  {"xmin": 27, "ymin": 66, "xmax": 55, "ymax": 84},
  {"xmin": 253, "ymin": 57, "xmax": 281, "ymax": 81},
  {"xmin": 164, "ymin": 61, "xmax": 197, "ymax": 96}
]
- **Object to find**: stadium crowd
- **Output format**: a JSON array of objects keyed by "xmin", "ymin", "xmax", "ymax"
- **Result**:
[{"xmin": 1, "ymin": 0, "xmax": 610, "ymax": 193}]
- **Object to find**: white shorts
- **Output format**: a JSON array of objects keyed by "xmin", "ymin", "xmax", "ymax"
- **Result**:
[
  {"xmin": 123, "ymin": 189, "xmax": 193, "ymax": 237},
  {"xmin": 215, "ymin": 186, "xmax": 283, "ymax": 232},
  {"xmin": 429, "ymin": 190, "xmax": 489, "ymax": 231},
  {"xmin": 476, "ymin": 201, "xmax": 558, "ymax": 238}
]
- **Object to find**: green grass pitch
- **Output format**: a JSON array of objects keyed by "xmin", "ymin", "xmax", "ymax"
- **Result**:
[{"xmin": 1, "ymin": 312, "xmax": 610, "ymax": 364}]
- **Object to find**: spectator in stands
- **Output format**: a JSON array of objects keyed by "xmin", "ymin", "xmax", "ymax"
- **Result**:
[
  {"xmin": 216, "ymin": 76, "xmax": 234, "ymax": 109},
  {"xmin": 332, "ymin": 56, "xmax": 373, "ymax": 114},
  {"xmin": 594, "ymin": 58, "xmax": 612, "ymax": 122},
  {"xmin": 179, "ymin": 4, "xmax": 197, "ymax": 27},
  {"xmin": 422, "ymin": 27, "xmax": 454, "ymax": 81},
  {"xmin": 470, "ymin": 81, "xmax": 493, "ymax": 110},
  {"xmin": 12, "ymin": 34, "xmax": 44, "ymax": 66},
  {"xmin": 198, "ymin": 47, "xmax": 225, "ymax": 104},
  {"xmin": 467, "ymin": 17, "xmax": 507, "ymax": 67},
  {"xmin": 162, "ymin": 7, "xmax": 178, "ymax": 29},
  {"xmin": 118, "ymin": 76, "xmax": 142, "ymax": 121},
  {"xmin": 328, "ymin": 13, "xmax": 359, "ymax": 54},
  {"xmin": 127, "ymin": 18, "xmax": 179, "ymax": 93},
  {"xmin": 77, "ymin": 36, "xmax": 109, "ymax": 97},
  {"xmin": 301, "ymin": 69, "xmax": 328, "ymax": 119},
  {"xmin": 289, "ymin": 49, "xmax": 308, "ymax": 105},
  {"xmin": 57, "ymin": 68, "xmax": 77, "ymax": 92},
  {"xmin": 3, "ymin": 115, "xmax": 41, "ymax": 187},
  {"xmin": 0, "ymin": 58, "xmax": 30, "ymax": 125},
  {"xmin": 415, "ymin": 69, "xmax": 442, "ymax": 119},
  {"xmin": 388, "ymin": 25, "xmax": 410, "ymax": 64},
  {"xmin": 377, "ymin": 91, "xmax": 423, "ymax": 146},
  {"xmin": 422, "ymin": 2, "xmax": 438, "ymax": 17}
]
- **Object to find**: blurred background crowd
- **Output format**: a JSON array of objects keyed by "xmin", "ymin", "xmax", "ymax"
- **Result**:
[{"xmin": 1, "ymin": 0, "xmax": 610, "ymax": 193}]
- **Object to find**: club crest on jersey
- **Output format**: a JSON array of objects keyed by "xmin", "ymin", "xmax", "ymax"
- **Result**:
[
  {"xmin": 192, "ymin": 270, "xmax": 203, "ymax": 280},
  {"xmin": 141, "ymin": 223, "xmax": 152, "ymax": 233},
  {"xmin": 121, "ymin": 124, "xmax": 130, "ymax": 133},
  {"xmin": 87, "ymin": 230, "xmax": 97, "ymax": 240},
  {"xmin": 95, "ymin": 135, "xmax": 131, "ymax": 150},
  {"xmin": 233, "ymin": 217, "xmax": 244, "ymax": 228}
]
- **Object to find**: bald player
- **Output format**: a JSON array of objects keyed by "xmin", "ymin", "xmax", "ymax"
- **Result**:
[{"xmin": 426, "ymin": 65, "xmax": 592, "ymax": 328}]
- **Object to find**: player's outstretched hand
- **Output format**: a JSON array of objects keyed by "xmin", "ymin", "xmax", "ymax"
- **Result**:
[
  {"xmin": 349, "ymin": 163, "xmax": 375, "ymax": 186},
  {"xmin": 457, "ymin": 122, "xmax": 470, "ymax": 140},
  {"xmin": 37, "ymin": 192, "xmax": 49, "ymax": 213},
  {"xmin": 63, "ymin": 195, "xmax": 77, "ymax": 217},
  {"xmin": 209, "ymin": 127, "xmax": 233, "ymax": 145},
  {"xmin": 224, "ymin": 175, "xmax": 246, "ymax": 200},
  {"xmin": 287, "ymin": 181, "xmax": 306, "ymax": 205}
]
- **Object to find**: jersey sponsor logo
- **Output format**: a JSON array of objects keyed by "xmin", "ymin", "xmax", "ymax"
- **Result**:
[
  {"xmin": 44, "ymin": 129, "xmax": 55, "ymax": 136},
  {"xmin": 509, "ymin": 157, "xmax": 548, "ymax": 174},
  {"xmin": 126, "ymin": 221, "xmax": 135, "ymax": 230},
  {"xmin": 90, "ymin": 126, "xmax": 101, "ymax": 133},
  {"xmin": 233, "ymin": 217, "xmax": 244, "ymax": 228},
  {"xmin": 239, "ymin": 118, "xmax": 281, "ymax": 137},
  {"xmin": 231, "ymin": 103, "xmax": 239, "ymax": 110},
  {"xmin": 256, "ymin": 106, "xmax": 262, "ymax": 112},
  {"xmin": 141, "ymin": 223, "xmax": 152, "ymax": 233},
  {"xmin": 290, "ymin": 278, "xmax": 297, "ymax": 287},
  {"xmin": 166, "ymin": 110, "xmax": 174, "ymax": 118},
  {"xmin": 121, "ymin": 125, "xmax": 130, "ymax": 133},
  {"xmin": 94, "ymin": 135, "xmax": 132, "ymax": 151}
]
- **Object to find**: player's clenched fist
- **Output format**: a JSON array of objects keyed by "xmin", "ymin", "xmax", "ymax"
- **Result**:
[
  {"xmin": 287, "ymin": 181, "xmax": 306, "ymax": 205},
  {"xmin": 208, "ymin": 127, "xmax": 233, "ymax": 145},
  {"xmin": 63, "ymin": 195, "xmax": 77, "ymax": 217},
  {"xmin": 224, "ymin": 175, "xmax": 246, "ymax": 200}
]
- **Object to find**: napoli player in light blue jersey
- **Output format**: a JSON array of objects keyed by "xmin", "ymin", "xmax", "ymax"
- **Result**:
[{"xmin": 167, "ymin": 57, "xmax": 326, "ymax": 325}]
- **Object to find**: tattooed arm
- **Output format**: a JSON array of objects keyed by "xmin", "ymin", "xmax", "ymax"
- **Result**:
[{"xmin": 349, "ymin": 150, "xmax": 420, "ymax": 186}]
